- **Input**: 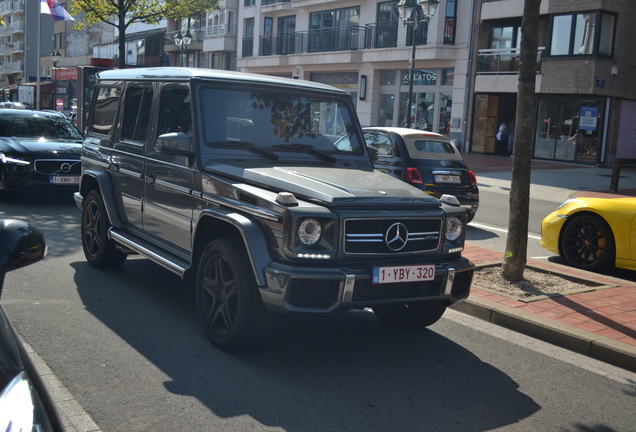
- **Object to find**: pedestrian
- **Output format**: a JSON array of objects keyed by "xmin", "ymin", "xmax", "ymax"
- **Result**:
[{"xmin": 496, "ymin": 121, "xmax": 509, "ymax": 156}]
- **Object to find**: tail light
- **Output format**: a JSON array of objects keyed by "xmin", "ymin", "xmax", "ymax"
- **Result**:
[
  {"xmin": 468, "ymin": 170, "xmax": 477, "ymax": 186},
  {"xmin": 407, "ymin": 167, "xmax": 423, "ymax": 184}
]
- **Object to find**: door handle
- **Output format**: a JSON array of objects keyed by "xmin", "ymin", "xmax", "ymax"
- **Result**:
[
  {"xmin": 109, "ymin": 163, "xmax": 120, "ymax": 173},
  {"xmin": 146, "ymin": 174, "xmax": 156, "ymax": 184}
]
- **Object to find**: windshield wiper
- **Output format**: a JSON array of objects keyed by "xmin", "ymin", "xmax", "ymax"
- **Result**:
[
  {"xmin": 271, "ymin": 143, "xmax": 337, "ymax": 164},
  {"xmin": 212, "ymin": 141, "xmax": 279, "ymax": 160}
]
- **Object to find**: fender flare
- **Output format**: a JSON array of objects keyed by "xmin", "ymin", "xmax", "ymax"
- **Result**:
[
  {"xmin": 80, "ymin": 169, "xmax": 122, "ymax": 228},
  {"xmin": 196, "ymin": 209, "xmax": 273, "ymax": 288}
]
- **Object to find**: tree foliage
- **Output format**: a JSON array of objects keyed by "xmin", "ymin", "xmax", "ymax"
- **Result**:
[
  {"xmin": 500, "ymin": 0, "xmax": 542, "ymax": 282},
  {"xmin": 70, "ymin": 0, "xmax": 219, "ymax": 68}
]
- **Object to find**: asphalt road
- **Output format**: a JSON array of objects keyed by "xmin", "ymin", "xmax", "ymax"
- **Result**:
[{"xmin": 1, "ymin": 194, "xmax": 636, "ymax": 431}]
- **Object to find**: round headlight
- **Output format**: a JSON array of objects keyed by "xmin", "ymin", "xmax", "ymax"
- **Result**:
[
  {"xmin": 298, "ymin": 218, "xmax": 322, "ymax": 246},
  {"xmin": 445, "ymin": 216, "xmax": 463, "ymax": 242}
]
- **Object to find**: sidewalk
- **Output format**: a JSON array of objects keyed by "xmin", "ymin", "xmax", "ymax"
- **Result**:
[{"xmin": 452, "ymin": 153, "xmax": 636, "ymax": 372}]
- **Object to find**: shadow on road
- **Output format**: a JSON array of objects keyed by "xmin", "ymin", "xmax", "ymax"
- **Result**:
[
  {"xmin": 0, "ymin": 193, "xmax": 80, "ymax": 258},
  {"xmin": 467, "ymin": 224, "xmax": 500, "ymax": 241},
  {"xmin": 70, "ymin": 257, "xmax": 541, "ymax": 432}
]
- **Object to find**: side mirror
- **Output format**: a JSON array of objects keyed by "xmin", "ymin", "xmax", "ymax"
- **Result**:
[
  {"xmin": 0, "ymin": 219, "xmax": 47, "ymax": 296},
  {"xmin": 156, "ymin": 132, "xmax": 193, "ymax": 156}
]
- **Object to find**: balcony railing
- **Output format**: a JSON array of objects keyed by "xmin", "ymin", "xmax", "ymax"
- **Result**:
[
  {"xmin": 203, "ymin": 24, "xmax": 236, "ymax": 38},
  {"xmin": 243, "ymin": 36, "xmax": 254, "ymax": 57},
  {"xmin": 262, "ymin": 0, "xmax": 290, "ymax": 4},
  {"xmin": 364, "ymin": 22, "xmax": 398, "ymax": 49},
  {"xmin": 11, "ymin": 60, "xmax": 22, "ymax": 73},
  {"xmin": 259, "ymin": 25, "xmax": 369, "ymax": 56},
  {"xmin": 477, "ymin": 47, "xmax": 545, "ymax": 74}
]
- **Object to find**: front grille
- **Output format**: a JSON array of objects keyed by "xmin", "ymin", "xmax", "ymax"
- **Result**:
[
  {"xmin": 288, "ymin": 279, "xmax": 341, "ymax": 309},
  {"xmin": 351, "ymin": 276, "xmax": 444, "ymax": 303},
  {"xmin": 344, "ymin": 218, "xmax": 441, "ymax": 254},
  {"xmin": 34, "ymin": 159, "xmax": 81, "ymax": 176}
]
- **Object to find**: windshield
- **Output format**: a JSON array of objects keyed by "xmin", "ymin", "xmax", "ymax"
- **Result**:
[
  {"xmin": 0, "ymin": 114, "xmax": 82, "ymax": 140},
  {"xmin": 199, "ymin": 86, "xmax": 362, "ymax": 161}
]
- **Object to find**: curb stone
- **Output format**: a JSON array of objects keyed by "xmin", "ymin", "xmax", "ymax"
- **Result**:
[{"xmin": 450, "ymin": 296, "xmax": 636, "ymax": 373}]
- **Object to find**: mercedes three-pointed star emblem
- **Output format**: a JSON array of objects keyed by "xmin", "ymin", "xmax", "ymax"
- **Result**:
[{"xmin": 385, "ymin": 222, "xmax": 408, "ymax": 251}]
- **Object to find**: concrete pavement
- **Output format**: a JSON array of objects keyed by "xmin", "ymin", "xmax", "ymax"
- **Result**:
[{"xmin": 453, "ymin": 153, "xmax": 636, "ymax": 372}]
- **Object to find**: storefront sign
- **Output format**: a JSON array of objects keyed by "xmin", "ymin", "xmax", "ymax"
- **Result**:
[
  {"xmin": 402, "ymin": 69, "xmax": 437, "ymax": 86},
  {"xmin": 579, "ymin": 107, "xmax": 598, "ymax": 131},
  {"xmin": 359, "ymin": 75, "xmax": 367, "ymax": 100}
]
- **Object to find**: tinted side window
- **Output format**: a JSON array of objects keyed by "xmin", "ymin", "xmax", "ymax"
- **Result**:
[
  {"xmin": 157, "ymin": 87, "xmax": 192, "ymax": 137},
  {"xmin": 89, "ymin": 86, "xmax": 121, "ymax": 135},
  {"xmin": 122, "ymin": 86, "xmax": 153, "ymax": 142}
]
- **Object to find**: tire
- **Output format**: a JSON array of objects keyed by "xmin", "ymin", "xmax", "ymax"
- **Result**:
[
  {"xmin": 373, "ymin": 300, "xmax": 447, "ymax": 330},
  {"xmin": 560, "ymin": 213, "xmax": 615, "ymax": 272},
  {"xmin": 81, "ymin": 190, "xmax": 127, "ymax": 268},
  {"xmin": 196, "ymin": 238, "xmax": 266, "ymax": 351}
]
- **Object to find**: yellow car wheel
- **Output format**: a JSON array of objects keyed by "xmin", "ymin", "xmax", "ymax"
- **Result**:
[{"xmin": 560, "ymin": 213, "xmax": 615, "ymax": 272}]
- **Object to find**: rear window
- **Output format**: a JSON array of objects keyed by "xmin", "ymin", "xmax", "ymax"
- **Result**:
[{"xmin": 405, "ymin": 139, "xmax": 460, "ymax": 159}]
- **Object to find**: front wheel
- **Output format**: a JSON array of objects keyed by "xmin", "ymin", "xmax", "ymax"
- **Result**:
[
  {"xmin": 373, "ymin": 300, "xmax": 447, "ymax": 330},
  {"xmin": 196, "ymin": 238, "xmax": 266, "ymax": 351},
  {"xmin": 560, "ymin": 213, "xmax": 615, "ymax": 272},
  {"xmin": 81, "ymin": 190, "xmax": 126, "ymax": 268}
]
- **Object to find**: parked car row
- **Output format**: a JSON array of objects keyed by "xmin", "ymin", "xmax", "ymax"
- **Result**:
[{"xmin": 0, "ymin": 109, "xmax": 82, "ymax": 195}]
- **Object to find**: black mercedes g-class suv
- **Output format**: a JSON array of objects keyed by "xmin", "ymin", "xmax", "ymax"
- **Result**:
[{"xmin": 75, "ymin": 68, "xmax": 474, "ymax": 351}]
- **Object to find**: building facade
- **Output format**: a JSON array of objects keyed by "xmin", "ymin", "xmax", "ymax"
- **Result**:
[
  {"xmin": 468, "ymin": 0, "xmax": 636, "ymax": 166},
  {"xmin": 235, "ymin": 0, "xmax": 472, "ymax": 145},
  {"xmin": 0, "ymin": 0, "xmax": 54, "ymax": 105}
]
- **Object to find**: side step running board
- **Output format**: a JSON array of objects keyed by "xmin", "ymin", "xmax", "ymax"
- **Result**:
[{"xmin": 108, "ymin": 228, "xmax": 190, "ymax": 277}]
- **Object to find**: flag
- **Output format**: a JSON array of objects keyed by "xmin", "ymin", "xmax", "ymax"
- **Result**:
[{"xmin": 41, "ymin": 0, "xmax": 75, "ymax": 21}]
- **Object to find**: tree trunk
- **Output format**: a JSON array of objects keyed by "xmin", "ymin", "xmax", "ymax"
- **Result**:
[
  {"xmin": 118, "ymin": 8, "xmax": 127, "ymax": 69},
  {"xmin": 501, "ymin": 0, "xmax": 542, "ymax": 282}
]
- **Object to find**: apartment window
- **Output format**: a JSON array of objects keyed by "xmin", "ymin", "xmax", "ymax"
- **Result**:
[
  {"xmin": 374, "ymin": 1, "xmax": 398, "ymax": 48},
  {"xmin": 548, "ymin": 11, "xmax": 616, "ymax": 57},
  {"xmin": 444, "ymin": 0, "xmax": 456, "ymax": 44},
  {"xmin": 309, "ymin": 7, "xmax": 361, "ymax": 52},
  {"xmin": 243, "ymin": 18, "xmax": 254, "ymax": 57},
  {"xmin": 244, "ymin": 0, "xmax": 255, "ymax": 6},
  {"xmin": 54, "ymin": 33, "xmax": 64, "ymax": 49}
]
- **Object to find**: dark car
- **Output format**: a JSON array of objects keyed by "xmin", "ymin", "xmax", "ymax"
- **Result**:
[
  {"xmin": 363, "ymin": 127, "xmax": 479, "ymax": 222},
  {"xmin": 0, "ymin": 219, "xmax": 66, "ymax": 431},
  {"xmin": 0, "ymin": 109, "xmax": 83, "ymax": 195},
  {"xmin": 0, "ymin": 102, "xmax": 26, "ymax": 109},
  {"xmin": 75, "ymin": 68, "xmax": 474, "ymax": 351}
]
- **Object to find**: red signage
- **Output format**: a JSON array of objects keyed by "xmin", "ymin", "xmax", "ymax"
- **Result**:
[{"xmin": 52, "ymin": 67, "xmax": 78, "ymax": 81}]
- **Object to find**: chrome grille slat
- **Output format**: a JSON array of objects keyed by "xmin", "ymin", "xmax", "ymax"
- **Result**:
[{"xmin": 343, "ymin": 217, "xmax": 442, "ymax": 255}]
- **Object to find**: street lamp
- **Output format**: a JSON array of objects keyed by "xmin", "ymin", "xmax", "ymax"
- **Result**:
[
  {"xmin": 173, "ymin": 28, "xmax": 193, "ymax": 66},
  {"xmin": 397, "ymin": 0, "xmax": 439, "ymax": 129},
  {"xmin": 50, "ymin": 51, "xmax": 61, "ymax": 111}
]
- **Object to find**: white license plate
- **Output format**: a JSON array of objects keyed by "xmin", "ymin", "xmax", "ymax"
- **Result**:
[
  {"xmin": 434, "ymin": 174, "xmax": 461, "ymax": 184},
  {"xmin": 372, "ymin": 264, "xmax": 436, "ymax": 284},
  {"xmin": 50, "ymin": 176, "xmax": 80, "ymax": 184}
]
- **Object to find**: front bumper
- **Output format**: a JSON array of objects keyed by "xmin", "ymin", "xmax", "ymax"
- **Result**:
[
  {"xmin": 541, "ymin": 211, "xmax": 567, "ymax": 254},
  {"xmin": 259, "ymin": 257, "xmax": 474, "ymax": 313}
]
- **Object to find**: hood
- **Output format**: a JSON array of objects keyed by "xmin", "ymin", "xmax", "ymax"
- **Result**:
[
  {"xmin": 0, "ymin": 137, "xmax": 82, "ymax": 158},
  {"xmin": 204, "ymin": 161, "xmax": 441, "ymax": 207}
]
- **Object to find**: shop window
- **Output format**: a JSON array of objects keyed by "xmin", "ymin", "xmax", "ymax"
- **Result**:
[
  {"xmin": 534, "ymin": 98, "xmax": 603, "ymax": 164},
  {"xmin": 548, "ymin": 11, "xmax": 615, "ymax": 57},
  {"xmin": 380, "ymin": 70, "xmax": 397, "ymax": 86}
]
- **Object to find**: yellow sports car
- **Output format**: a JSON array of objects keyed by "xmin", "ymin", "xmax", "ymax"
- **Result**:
[{"xmin": 541, "ymin": 197, "xmax": 636, "ymax": 272}]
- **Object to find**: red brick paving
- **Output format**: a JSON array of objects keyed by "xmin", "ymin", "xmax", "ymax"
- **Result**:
[{"xmin": 466, "ymin": 243, "xmax": 636, "ymax": 348}]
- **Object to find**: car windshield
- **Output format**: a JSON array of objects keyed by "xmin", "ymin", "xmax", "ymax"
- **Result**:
[
  {"xmin": 199, "ymin": 86, "xmax": 362, "ymax": 161},
  {"xmin": 0, "ymin": 114, "xmax": 82, "ymax": 140}
]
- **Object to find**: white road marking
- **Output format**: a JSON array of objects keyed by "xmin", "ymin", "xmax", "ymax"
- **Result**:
[{"xmin": 470, "ymin": 222, "xmax": 542, "ymax": 240}]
